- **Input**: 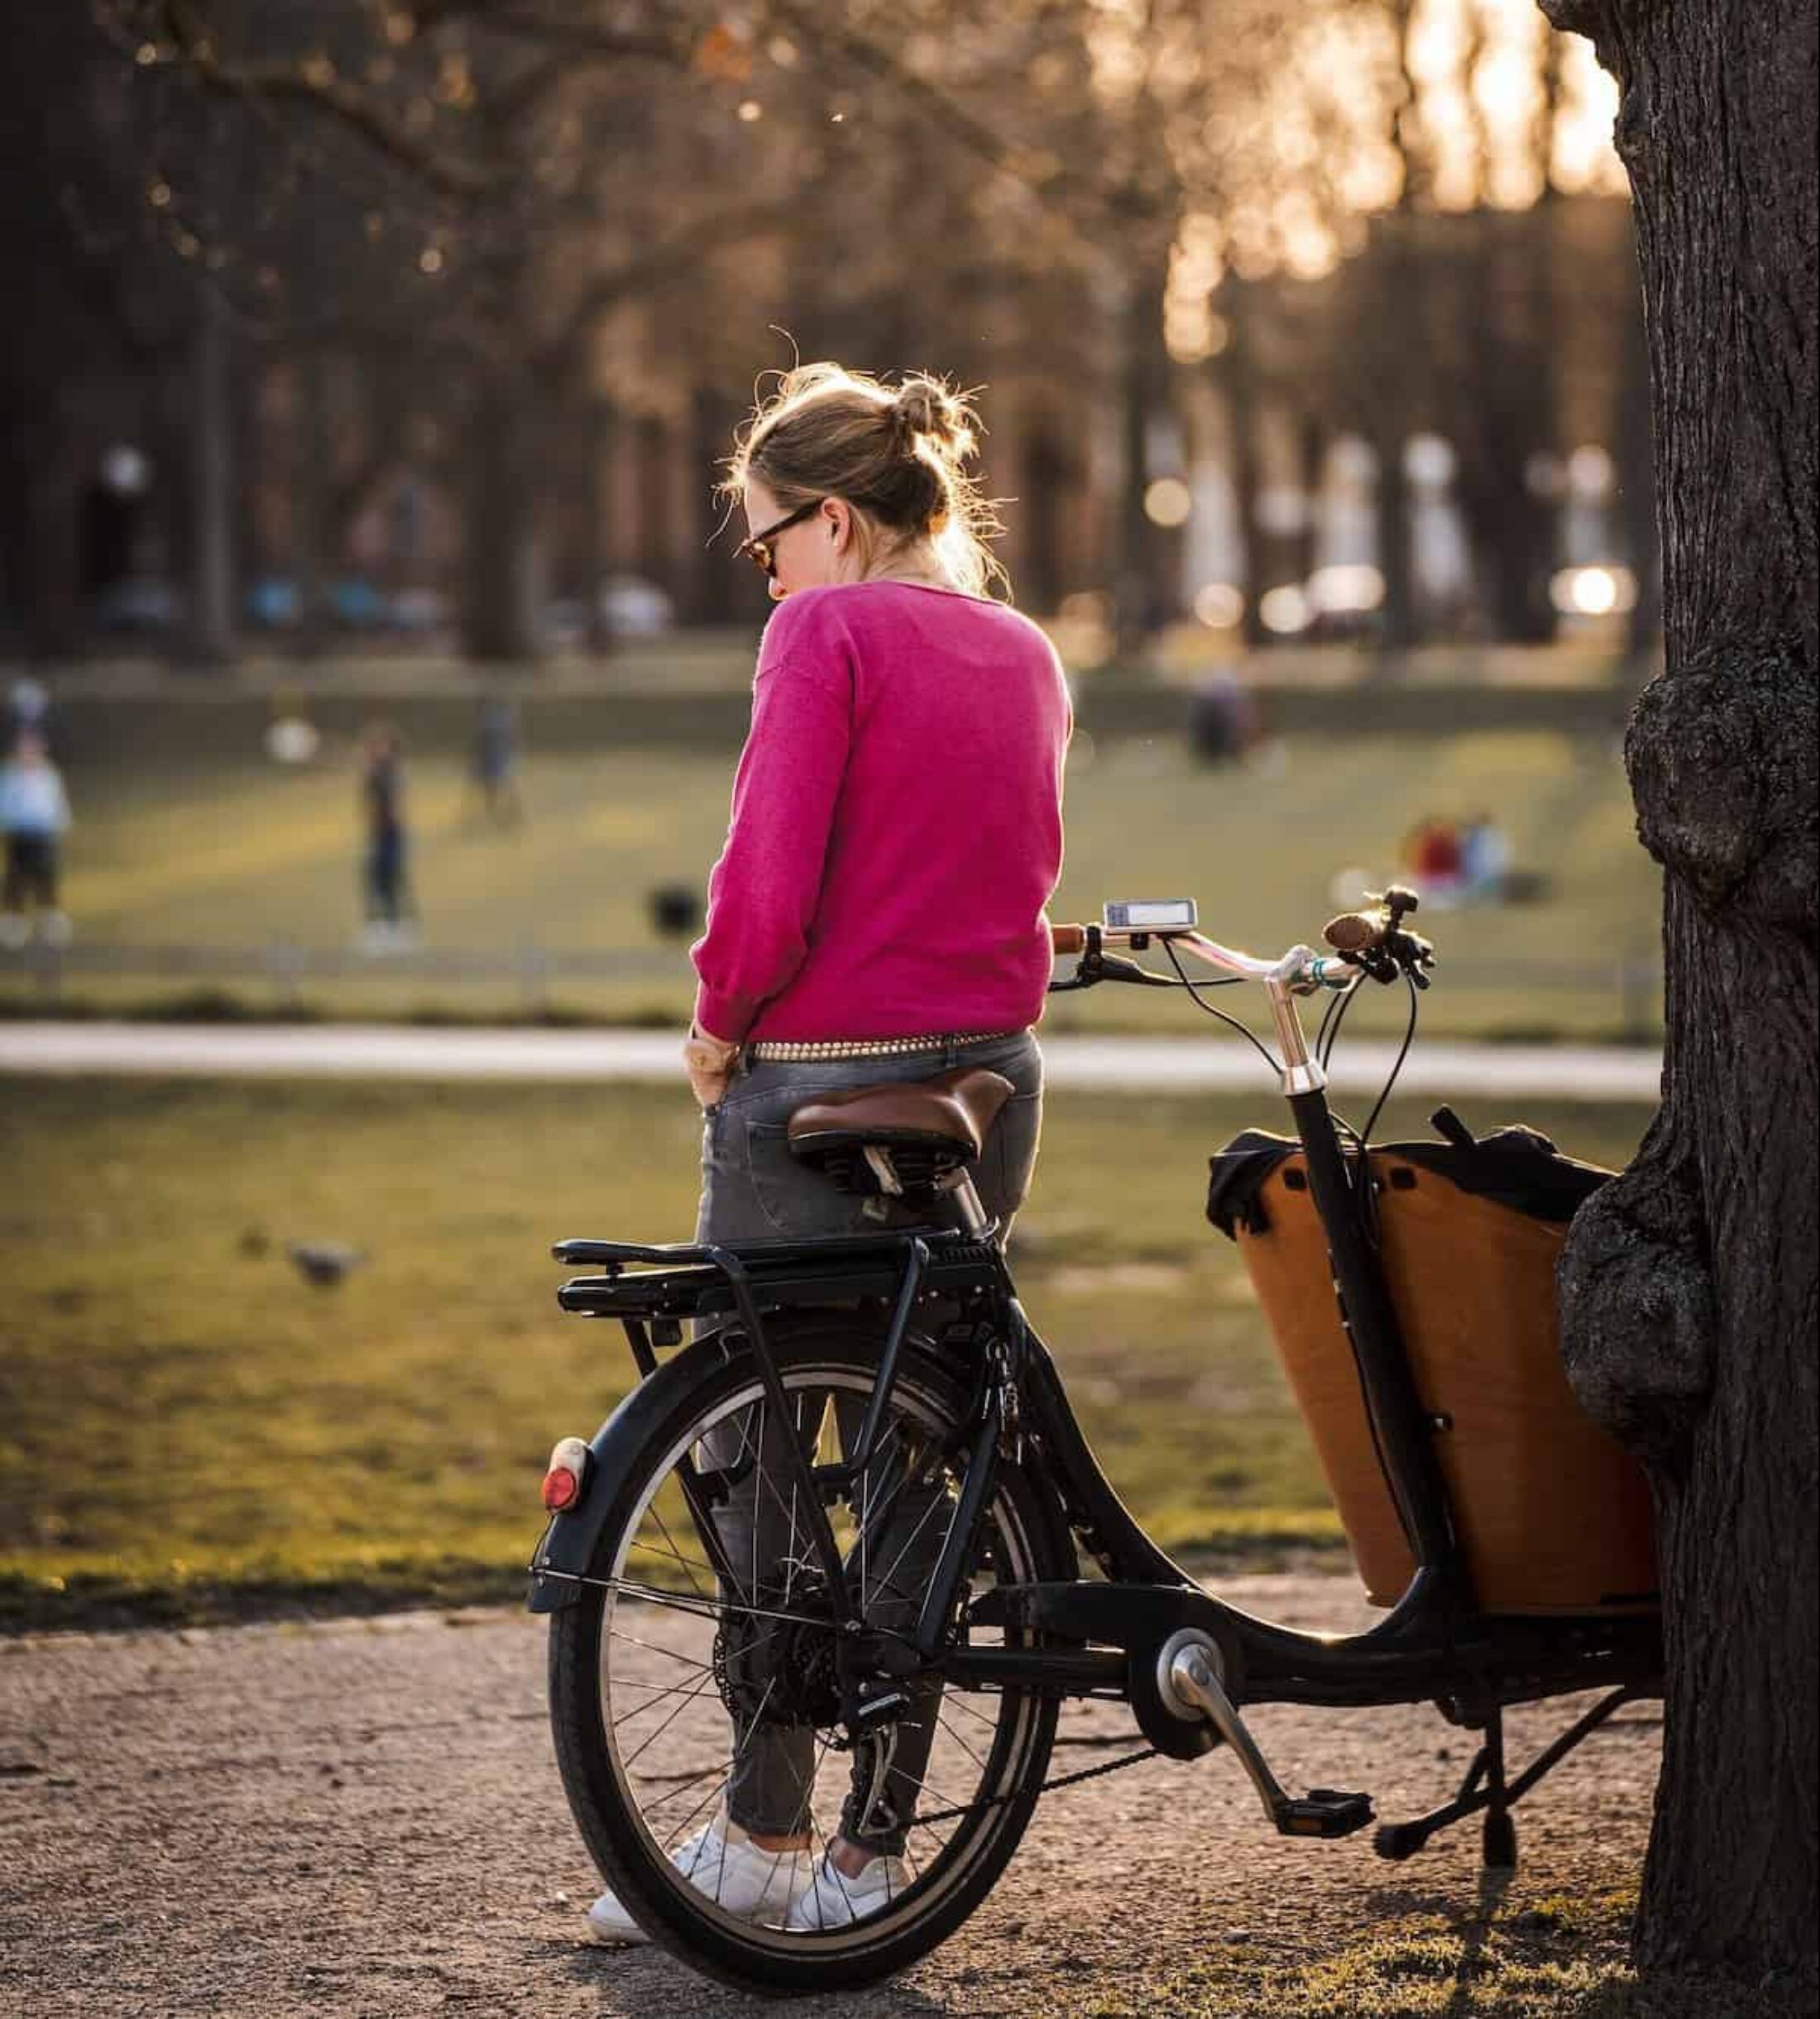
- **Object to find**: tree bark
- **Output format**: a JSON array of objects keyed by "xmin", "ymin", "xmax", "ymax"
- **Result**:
[
  {"xmin": 461, "ymin": 372, "xmax": 544, "ymax": 666},
  {"xmin": 12, "ymin": 411, "xmax": 84, "ymax": 661},
  {"xmin": 182, "ymin": 278, "xmax": 237, "ymax": 669},
  {"xmin": 1615, "ymin": 281, "xmax": 1661, "ymax": 674},
  {"xmin": 1215, "ymin": 284, "xmax": 1270, "ymax": 651},
  {"xmin": 1113, "ymin": 257, "xmax": 1173, "ymax": 661},
  {"xmin": 290, "ymin": 349, "xmax": 331, "ymax": 661},
  {"xmin": 582, "ymin": 396, "xmax": 617, "ymax": 659},
  {"xmin": 1449, "ymin": 210, "xmax": 1563, "ymax": 646},
  {"xmin": 1361, "ymin": 225, "xmax": 1418, "ymax": 659},
  {"xmin": 1541, "ymin": 0, "xmax": 1818, "ymax": 1983}
]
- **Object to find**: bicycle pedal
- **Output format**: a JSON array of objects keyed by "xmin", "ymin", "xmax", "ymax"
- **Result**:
[{"xmin": 1275, "ymin": 1788, "xmax": 1375, "ymax": 1839}]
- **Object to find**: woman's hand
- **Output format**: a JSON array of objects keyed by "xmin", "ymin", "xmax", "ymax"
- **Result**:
[{"xmin": 682, "ymin": 1022, "xmax": 740, "ymax": 1109}]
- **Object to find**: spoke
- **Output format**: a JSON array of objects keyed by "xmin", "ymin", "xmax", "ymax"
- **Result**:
[
  {"xmin": 605, "ymin": 1671, "xmax": 714, "ymax": 1700},
  {"xmin": 941, "ymin": 1690, "xmax": 1005, "ymax": 1734},
  {"xmin": 633, "ymin": 1760, "xmax": 725, "ymax": 1789},
  {"xmin": 618, "ymin": 1672, "xmax": 719, "ymax": 1774},
  {"xmin": 610, "ymin": 1671, "xmax": 712, "ymax": 1729},
  {"xmin": 660, "ymin": 1759, "xmax": 738, "ymax": 1855},
  {"xmin": 607, "ymin": 1624, "xmax": 715, "ymax": 1673},
  {"xmin": 912, "ymin": 1762, "xmax": 985, "ymax": 1825},
  {"xmin": 869, "ymin": 1489, "xmax": 956, "ymax": 1619},
  {"xmin": 782, "ymin": 1727, "xmax": 838, "ymax": 1858},
  {"xmin": 645, "ymin": 1506, "xmax": 716, "ymax": 1595},
  {"xmin": 750, "ymin": 1399, "xmax": 763, "ymax": 1605},
  {"xmin": 717, "ymin": 1676, "xmax": 778, "ymax": 1906},
  {"xmin": 611, "ymin": 1580, "xmax": 831, "ymax": 1631},
  {"xmin": 934, "ymin": 1708, "xmax": 990, "ymax": 1777}
]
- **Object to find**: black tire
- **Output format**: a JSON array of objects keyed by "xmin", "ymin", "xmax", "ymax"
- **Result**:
[{"xmin": 548, "ymin": 1312, "xmax": 1075, "ymax": 1995}]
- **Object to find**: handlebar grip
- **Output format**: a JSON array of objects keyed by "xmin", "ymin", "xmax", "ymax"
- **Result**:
[
  {"xmin": 1323, "ymin": 909, "xmax": 1386, "ymax": 955},
  {"xmin": 1050, "ymin": 923, "xmax": 1087, "ymax": 955}
]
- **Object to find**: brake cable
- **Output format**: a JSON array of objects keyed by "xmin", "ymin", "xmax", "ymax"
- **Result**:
[
  {"xmin": 1358, "ymin": 971, "xmax": 1421, "ymax": 1148},
  {"xmin": 1161, "ymin": 935, "xmax": 1284, "ymax": 1075}
]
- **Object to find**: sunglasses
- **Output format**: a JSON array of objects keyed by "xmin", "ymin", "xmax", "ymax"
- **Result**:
[{"xmin": 737, "ymin": 498, "xmax": 823, "ymax": 578}]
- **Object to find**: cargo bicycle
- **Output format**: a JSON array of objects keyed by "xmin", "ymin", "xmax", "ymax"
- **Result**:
[{"xmin": 528, "ymin": 889, "xmax": 1663, "ymax": 1994}]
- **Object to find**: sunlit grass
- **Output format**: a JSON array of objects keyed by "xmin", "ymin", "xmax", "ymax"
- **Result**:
[
  {"xmin": 5, "ymin": 727, "xmax": 1664, "ymax": 1038},
  {"xmin": 1027, "ymin": 1884, "xmax": 1809, "ymax": 2017},
  {"xmin": 0, "ymin": 1076, "xmax": 1653, "ymax": 1628}
]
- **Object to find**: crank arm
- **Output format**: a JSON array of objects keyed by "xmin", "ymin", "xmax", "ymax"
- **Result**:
[{"xmin": 1168, "ymin": 1643, "xmax": 1373, "ymax": 1839}]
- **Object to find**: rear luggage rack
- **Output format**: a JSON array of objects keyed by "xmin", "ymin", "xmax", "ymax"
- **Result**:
[{"xmin": 553, "ymin": 1227, "xmax": 1001, "ymax": 1323}]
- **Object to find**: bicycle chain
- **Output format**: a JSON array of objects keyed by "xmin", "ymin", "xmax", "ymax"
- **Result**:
[{"xmin": 914, "ymin": 1741, "xmax": 1161, "ymax": 1828}]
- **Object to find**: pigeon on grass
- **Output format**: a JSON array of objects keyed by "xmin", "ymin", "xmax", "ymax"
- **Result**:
[{"xmin": 288, "ymin": 1241, "xmax": 366, "ymax": 1288}]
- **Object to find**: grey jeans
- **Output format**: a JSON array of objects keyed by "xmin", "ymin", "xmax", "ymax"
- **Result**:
[{"xmin": 694, "ymin": 1030, "xmax": 1042, "ymax": 1851}]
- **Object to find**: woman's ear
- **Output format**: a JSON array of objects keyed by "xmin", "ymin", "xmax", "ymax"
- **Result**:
[{"xmin": 821, "ymin": 496, "xmax": 851, "ymax": 554}]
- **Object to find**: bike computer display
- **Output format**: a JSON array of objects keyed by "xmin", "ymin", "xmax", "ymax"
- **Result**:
[{"xmin": 1103, "ymin": 899, "xmax": 1198, "ymax": 931}]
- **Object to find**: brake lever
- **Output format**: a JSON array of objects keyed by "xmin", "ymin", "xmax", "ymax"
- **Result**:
[
  {"xmin": 1047, "ymin": 948, "xmax": 1178, "ymax": 992},
  {"xmin": 1387, "ymin": 929, "xmax": 1435, "ymax": 989}
]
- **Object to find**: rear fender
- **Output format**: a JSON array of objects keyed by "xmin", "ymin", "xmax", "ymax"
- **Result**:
[{"xmin": 526, "ymin": 1328, "xmax": 744, "ymax": 1614}]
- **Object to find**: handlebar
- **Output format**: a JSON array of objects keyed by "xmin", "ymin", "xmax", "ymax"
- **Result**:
[
  {"xmin": 1048, "ymin": 884, "xmax": 1434, "ymax": 995},
  {"xmin": 1049, "ymin": 920, "xmax": 1344, "ymax": 990}
]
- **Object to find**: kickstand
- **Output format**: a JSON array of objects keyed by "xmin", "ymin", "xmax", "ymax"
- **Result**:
[{"xmin": 1373, "ymin": 1686, "xmax": 1639, "ymax": 1868}]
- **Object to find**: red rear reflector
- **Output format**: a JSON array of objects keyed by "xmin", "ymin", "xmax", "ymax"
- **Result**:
[{"xmin": 542, "ymin": 1435, "xmax": 590, "ymax": 1513}]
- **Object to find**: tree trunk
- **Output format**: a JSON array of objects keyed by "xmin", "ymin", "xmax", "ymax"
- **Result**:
[
  {"xmin": 461, "ymin": 373, "xmax": 544, "ymax": 666},
  {"xmin": 689, "ymin": 386, "xmax": 740, "ymax": 627},
  {"xmin": 182, "ymin": 279, "xmax": 237, "ymax": 669},
  {"xmin": 1019, "ymin": 412, "xmax": 1067, "ymax": 620},
  {"xmin": 582, "ymin": 396, "xmax": 617, "ymax": 659},
  {"xmin": 1370, "ymin": 419, "xmax": 1415, "ymax": 656},
  {"xmin": 1292, "ymin": 411, "xmax": 1325, "ymax": 589},
  {"xmin": 1216, "ymin": 285, "xmax": 1269, "ymax": 650},
  {"xmin": 1113, "ymin": 258, "xmax": 1172, "ymax": 662},
  {"xmin": 1362, "ymin": 224, "xmax": 1418, "ymax": 659},
  {"xmin": 12, "ymin": 411, "xmax": 84, "ymax": 661},
  {"xmin": 1541, "ymin": 0, "xmax": 1818, "ymax": 1984},
  {"xmin": 1615, "ymin": 281, "xmax": 1661, "ymax": 674},
  {"xmin": 291, "ymin": 349, "xmax": 331, "ymax": 661},
  {"xmin": 1449, "ymin": 210, "xmax": 1563, "ymax": 646}
]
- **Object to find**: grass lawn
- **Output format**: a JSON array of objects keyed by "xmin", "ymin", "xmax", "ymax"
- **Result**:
[
  {"xmin": 0, "ymin": 1075, "xmax": 1655, "ymax": 1630},
  {"xmin": 1049, "ymin": 1885, "xmax": 1818, "ymax": 2019},
  {"xmin": 6, "ymin": 725, "xmax": 1664, "ymax": 1039}
]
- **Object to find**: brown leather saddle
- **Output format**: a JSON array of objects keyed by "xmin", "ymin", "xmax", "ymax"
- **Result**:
[{"xmin": 786, "ymin": 1067, "xmax": 1014, "ymax": 1198}]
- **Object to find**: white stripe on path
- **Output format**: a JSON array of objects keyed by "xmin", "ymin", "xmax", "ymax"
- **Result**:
[{"xmin": 0, "ymin": 1021, "xmax": 1663, "ymax": 1101}]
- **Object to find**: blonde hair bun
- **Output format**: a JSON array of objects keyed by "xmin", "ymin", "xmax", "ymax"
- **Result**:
[
  {"xmin": 725, "ymin": 359, "xmax": 1004, "ymax": 598},
  {"xmin": 892, "ymin": 376, "xmax": 972, "ymax": 459}
]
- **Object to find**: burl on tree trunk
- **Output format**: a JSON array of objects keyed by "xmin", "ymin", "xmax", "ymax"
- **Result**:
[{"xmin": 1540, "ymin": 0, "xmax": 1817, "ymax": 1983}]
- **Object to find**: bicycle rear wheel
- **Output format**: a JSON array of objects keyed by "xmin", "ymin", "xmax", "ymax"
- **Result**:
[{"xmin": 547, "ymin": 1312, "xmax": 1074, "ymax": 1993}]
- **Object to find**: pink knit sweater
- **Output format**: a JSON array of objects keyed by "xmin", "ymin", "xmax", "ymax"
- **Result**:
[{"xmin": 691, "ymin": 581, "xmax": 1072, "ymax": 1043}]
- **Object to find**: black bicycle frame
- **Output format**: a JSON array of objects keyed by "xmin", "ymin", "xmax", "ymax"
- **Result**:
[{"xmin": 541, "ymin": 1072, "xmax": 1660, "ymax": 1718}]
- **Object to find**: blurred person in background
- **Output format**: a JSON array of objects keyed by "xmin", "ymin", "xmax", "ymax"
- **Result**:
[
  {"xmin": 585, "ymin": 364, "xmax": 1071, "ymax": 1945},
  {"xmin": 357, "ymin": 722, "xmax": 416, "ymax": 949},
  {"xmin": 6, "ymin": 678, "xmax": 52, "ymax": 755},
  {"xmin": 1402, "ymin": 813, "xmax": 1465, "ymax": 907},
  {"xmin": 1460, "ymin": 812, "xmax": 1513, "ymax": 904},
  {"xmin": 467, "ymin": 692, "xmax": 524, "ymax": 827},
  {"xmin": 0, "ymin": 728, "xmax": 74, "ymax": 947}
]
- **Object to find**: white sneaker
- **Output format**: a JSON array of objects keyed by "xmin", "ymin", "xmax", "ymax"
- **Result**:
[
  {"xmin": 0, "ymin": 913, "xmax": 26, "ymax": 951},
  {"xmin": 784, "ymin": 1850, "xmax": 912, "ymax": 1931},
  {"xmin": 38, "ymin": 910, "xmax": 73, "ymax": 948},
  {"xmin": 586, "ymin": 1822, "xmax": 807, "ymax": 1945}
]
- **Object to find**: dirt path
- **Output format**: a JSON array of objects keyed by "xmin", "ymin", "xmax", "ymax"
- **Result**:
[{"xmin": 0, "ymin": 1578, "xmax": 1662, "ymax": 2018}]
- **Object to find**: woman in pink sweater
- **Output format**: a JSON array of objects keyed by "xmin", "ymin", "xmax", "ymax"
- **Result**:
[{"xmin": 590, "ymin": 364, "xmax": 1070, "ymax": 1945}]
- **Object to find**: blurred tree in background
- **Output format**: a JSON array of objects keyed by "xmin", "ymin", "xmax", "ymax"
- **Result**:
[{"xmin": 1, "ymin": 0, "xmax": 1648, "ymax": 669}]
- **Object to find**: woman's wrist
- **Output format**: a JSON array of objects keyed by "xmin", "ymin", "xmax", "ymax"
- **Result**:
[{"xmin": 685, "ymin": 1021, "xmax": 740, "ymax": 1069}]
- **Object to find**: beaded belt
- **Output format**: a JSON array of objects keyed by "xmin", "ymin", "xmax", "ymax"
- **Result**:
[{"xmin": 746, "ymin": 1029, "xmax": 1026, "ymax": 1063}]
